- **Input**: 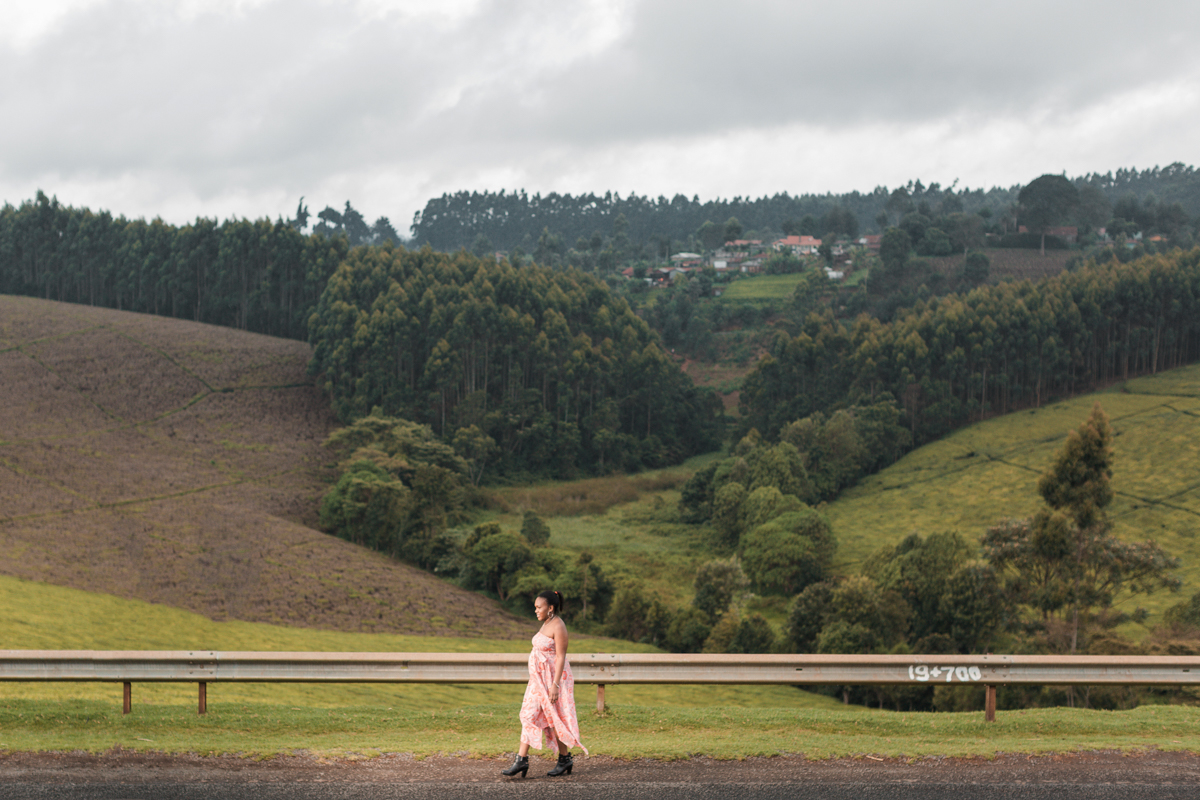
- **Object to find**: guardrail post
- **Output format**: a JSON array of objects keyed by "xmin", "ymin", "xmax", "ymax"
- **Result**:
[
  {"xmin": 985, "ymin": 685, "xmax": 996, "ymax": 722},
  {"xmin": 123, "ymin": 682, "xmax": 131, "ymax": 715},
  {"xmin": 596, "ymin": 684, "xmax": 605, "ymax": 713},
  {"xmin": 198, "ymin": 682, "xmax": 207, "ymax": 715}
]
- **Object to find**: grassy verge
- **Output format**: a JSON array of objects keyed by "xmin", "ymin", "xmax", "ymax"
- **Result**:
[
  {"xmin": 0, "ymin": 700, "xmax": 1197, "ymax": 759},
  {"xmin": 0, "ymin": 573, "xmax": 829, "ymax": 710}
]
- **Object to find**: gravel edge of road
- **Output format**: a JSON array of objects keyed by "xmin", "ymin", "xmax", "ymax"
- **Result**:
[{"xmin": 2, "ymin": 748, "xmax": 1200, "ymax": 785}]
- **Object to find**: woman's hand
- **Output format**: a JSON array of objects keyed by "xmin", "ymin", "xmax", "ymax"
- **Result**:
[{"xmin": 549, "ymin": 683, "xmax": 560, "ymax": 703}]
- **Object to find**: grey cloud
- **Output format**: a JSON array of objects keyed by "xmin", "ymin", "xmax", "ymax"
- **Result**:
[
  {"xmin": 2, "ymin": 1, "xmax": 437, "ymax": 185},
  {"xmin": 435, "ymin": 0, "xmax": 1200, "ymax": 145},
  {"xmin": 0, "ymin": 0, "xmax": 1197, "ymax": 220}
]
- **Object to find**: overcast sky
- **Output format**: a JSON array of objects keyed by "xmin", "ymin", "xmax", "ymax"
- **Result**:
[{"xmin": 3, "ymin": 0, "xmax": 1199, "ymax": 232}]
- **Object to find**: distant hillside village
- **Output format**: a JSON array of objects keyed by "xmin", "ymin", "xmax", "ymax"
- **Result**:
[
  {"xmin": 638, "ymin": 233, "xmax": 872, "ymax": 284},
  {"xmin": 614, "ymin": 219, "xmax": 1163, "ymax": 289},
  {"xmin": 407, "ymin": 164, "xmax": 1200, "ymax": 267},
  {"xmin": 449, "ymin": 169, "xmax": 1190, "ymax": 293}
]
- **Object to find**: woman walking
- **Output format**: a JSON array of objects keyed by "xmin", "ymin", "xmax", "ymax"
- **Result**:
[{"xmin": 501, "ymin": 590, "xmax": 587, "ymax": 778}]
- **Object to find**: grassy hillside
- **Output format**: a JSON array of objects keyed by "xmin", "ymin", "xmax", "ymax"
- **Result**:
[
  {"xmin": 6, "ymin": 291, "xmax": 1196, "ymax": 661},
  {"xmin": 0, "ymin": 574, "xmax": 839, "ymax": 711},
  {"xmin": 0, "ymin": 295, "xmax": 528, "ymax": 639},
  {"xmin": 822, "ymin": 364, "xmax": 1200, "ymax": 620},
  {"xmin": 477, "ymin": 363, "xmax": 1200, "ymax": 637}
]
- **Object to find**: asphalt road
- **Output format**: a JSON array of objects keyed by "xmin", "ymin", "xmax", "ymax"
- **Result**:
[{"xmin": 1, "ymin": 751, "xmax": 1197, "ymax": 800}]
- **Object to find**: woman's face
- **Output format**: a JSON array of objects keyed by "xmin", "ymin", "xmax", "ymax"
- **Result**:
[{"xmin": 534, "ymin": 597, "xmax": 551, "ymax": 621}]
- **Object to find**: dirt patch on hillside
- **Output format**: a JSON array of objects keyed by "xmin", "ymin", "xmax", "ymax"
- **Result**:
[
  {"xmin": 25, "ymin": 328, "xmax": 208, "ymax": 423},
  {"xmin": 0, "ymin": 294, "xmax": 98, "ymax": 347},
  {"xmin": 680, "ymin": 359, "xmax": 749, "ymax": 414},
  {"xmin": 0, "ymin": 350, "xmax": 114, "ymax": 439},
  {"xmin": 114, "ymin": 313, "xmax": 316, "ymax": 388},
  {"xmin": 0, "ymin": 295, "xmax": 529, "ymax": 640},
  {"xmin": 924, "ymin": 248, "xmax": 1075, "ymax": 281}
]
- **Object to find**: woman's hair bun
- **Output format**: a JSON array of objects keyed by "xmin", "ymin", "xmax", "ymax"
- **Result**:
[{"xmin": 537, "ymin": 589, "xmax": 563, "ymax": 615}]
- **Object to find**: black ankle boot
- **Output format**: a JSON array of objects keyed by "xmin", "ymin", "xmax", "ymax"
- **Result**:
[
  {"xmin": 547, "ymin": 752, "xmax": 573, "ymax": 777},
  {"xmin": 501, "ymin": 755, "xmax": 529, "ymax": 778}
]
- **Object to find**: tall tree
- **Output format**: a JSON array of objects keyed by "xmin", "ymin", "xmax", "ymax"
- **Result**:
[
  {"xmin": 1074, "ymin": 185, "xmax": 1111, "ymax": 232},
  {"xmin": 1019, "ymin": 174, "xmax": 1079, "ymax": 255},
  {"xmin": 983, "ymin": 403, "xmax": 1180, "ymax": 652}
]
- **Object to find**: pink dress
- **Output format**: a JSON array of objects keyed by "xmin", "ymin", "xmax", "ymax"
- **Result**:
[{"xmin": 519, "ymin": 631, "xmax": 588, "ymax": 754}]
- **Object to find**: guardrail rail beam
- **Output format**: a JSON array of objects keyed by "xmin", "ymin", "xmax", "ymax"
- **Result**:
[{"xmin": 3, "ymin": 651, "xmax": 1198, "ymax": 721}]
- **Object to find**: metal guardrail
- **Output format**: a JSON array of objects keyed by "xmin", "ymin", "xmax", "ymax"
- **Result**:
[{"xmin": 3, "ymin": 650, "xmax": 1199, "ymax": 721}]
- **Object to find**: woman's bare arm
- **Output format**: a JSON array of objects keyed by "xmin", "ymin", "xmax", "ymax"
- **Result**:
[{"xmin": 550, "ymin": 618, "xmax": 569, "ymax": 701}]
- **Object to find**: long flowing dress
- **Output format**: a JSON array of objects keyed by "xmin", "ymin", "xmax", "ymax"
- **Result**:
[{"xmin": 519, "ymin": 631, "xmax": 588, "ymax": 754}]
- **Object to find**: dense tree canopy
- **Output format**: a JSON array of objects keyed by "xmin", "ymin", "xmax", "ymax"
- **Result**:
[
  {"xmin": 319, "ymin": 413, "xmax": 471, "ymax": 569},
  {"xmin": 741, "ymin": 248, "xmax": 1200, "ymax": 448},
  {"xmin": 0, "ymin": 191, "xmax": 358, "ymax": 340},
  {"xmin": 307, "ymin": 246, "xmax": 724, "ymax": 478},
  {"xmin": 408, "ymin": 183, "xmax": 1019, "ymax": 254},
  {"xmin": 1077, "ymin": 163, "xmax": 1200, "ymax": 219},
  {"xmin": 409, "ymin": 166, "xmax": 1200, "ymax": 256}
]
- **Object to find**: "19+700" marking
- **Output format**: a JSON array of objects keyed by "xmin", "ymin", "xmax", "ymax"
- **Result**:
[{"xmin": 909, "ymin": 664, "xmax": 983, "ymax": 682}]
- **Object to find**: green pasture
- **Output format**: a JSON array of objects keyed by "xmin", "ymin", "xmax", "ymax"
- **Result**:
[
  {"xmin": 484, "ymin": 454, "xmax": 723, "ymax": 602},
  {"xmin": 485, "ymin": 363, "xmax": 1200, "ymax": 636},
  {"xmin": 0, "ymin": 574, "xmax": 829, "ymax": 711},
  {"xmin": 843, "ymin": 268, "xmax": 868, "ymax": 287},
  {"xmin": 536, "ymin": 502, "xmax": 789, "ymax": 627},
  {"xmin": 0, "ymin": 699, "xmax": 1196, "ymax": 758},
  {"xmin": 823, "ymin": 364, "xmax": 1200, "ymax": 622},
  {"xmin": 717, "ymin": 274, "xmax": 806, "ymax": 302}
]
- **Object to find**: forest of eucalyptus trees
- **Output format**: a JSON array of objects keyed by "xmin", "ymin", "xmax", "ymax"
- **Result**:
[
  {"xmin": 739, "ymin": 248, "xmax": 1200, "ymax": 445},
  {"xmin": 307, "ymin": 245, "xmax": 724, "ymax": 478}
]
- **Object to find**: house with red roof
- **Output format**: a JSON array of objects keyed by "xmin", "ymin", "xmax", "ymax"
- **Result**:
[{"xmin": 772, "ymin": 235, "xmax": 822, "ymax": 255}]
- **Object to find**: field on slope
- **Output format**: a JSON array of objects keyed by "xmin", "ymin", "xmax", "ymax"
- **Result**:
[
  {"xmin": 0, "ymin": 295, "xmax": 528, "ymax": 640},
  {"xmin": 713, "ymin": 247, "xmax": 1074, "ymax": 306},
  {"xmin": 717, "ymin": 273, "xmax": 807, "ymax": 302},
  {"xmin": 823, "ymin": 363, "xmax": 1200, "ymax": 619},
  {"xmin": 0, "ymin": 573, "xmax": 838, "ymax": 711},
  {"xmin": 473, "ymin": 364, "xmax": 1200, "ymax": 634},
  {"xmin": 923, "ymin": 247, "xmax": 1075, "ymax": 280}
]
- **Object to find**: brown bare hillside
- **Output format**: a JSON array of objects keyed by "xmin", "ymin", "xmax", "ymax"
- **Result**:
[
  {"xmin": 0, "ymin": 295, "xmax": 529, "ymax": 638},
  {"xmin": 924, "ymin": 247, "xmax": 1074, "ymax": 281}
]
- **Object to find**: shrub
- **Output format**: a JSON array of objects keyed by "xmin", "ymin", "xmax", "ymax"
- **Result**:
[
  {"xmin": 692, "ymin": 558, "xmax": 748, "ymax": 624},
  {"xmin": 996, "ymin": 232, "xmax": 1068, "ymax": 249},
  {"xmin": 460, "ymin": 523, "xmax": 532, "ymax": 601},
  {"xmin": 1165, "ymin": 591, "xmax": 1200, "ymax": 629},
  {"xmin": 521, "ymin": 511, "xmax": 551, "ymax": 547},
  {"xmin": 728, "ymin": 613, "xmax": 777, "ymax": 654},
  {"xmin": 961, "ymin": 251, "xmax": 990, "ymax": 285},
  {"xmin": 786, "ymin": 581, "xmax": 835, "ymax": 652},
  {"xmin": 740, "ymin": 508, "xmax": 835, "ymax": 595},
  {"xmin": 605, "ymin": 581, "xmax": 670, "ymax": 644},
  {"xmin": 665, "ymin": 607, "xmax": 712, "ymax": 653},
  {"xmin": 702, "ymin": 610, "xmax": 741, "ymax": 653}
]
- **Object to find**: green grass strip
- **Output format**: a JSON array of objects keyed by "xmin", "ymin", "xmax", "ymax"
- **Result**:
[
  {"xmin": 0, "ymin": 574, "xmax": 839, "ymax": 710},
  {"xmin": 0, "ymin": 701, "xmax": 1197, "ymax": 759},
  {"xmin": 717, "ymin": 274, "xmax": 807, "ymax": 301}
]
